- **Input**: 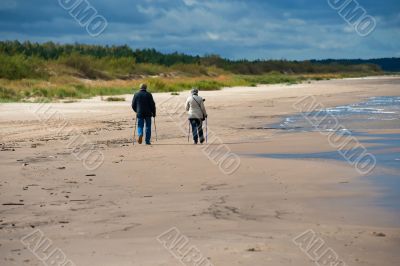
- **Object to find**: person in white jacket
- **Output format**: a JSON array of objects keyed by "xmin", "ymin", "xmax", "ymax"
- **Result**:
[{"xmin": 185, "ymin": 88, "xmax": 208, "ymax": 144}]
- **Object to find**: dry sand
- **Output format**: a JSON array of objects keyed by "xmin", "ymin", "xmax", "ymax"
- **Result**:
[{"xmin": 1, "ymin": 77, "xmax": 399, "ymax": 266}]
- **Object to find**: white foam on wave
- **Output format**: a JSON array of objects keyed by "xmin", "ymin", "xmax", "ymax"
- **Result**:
[{"xmin": 276, "ymin": 96, "xmax": 400, "ymax": 131}]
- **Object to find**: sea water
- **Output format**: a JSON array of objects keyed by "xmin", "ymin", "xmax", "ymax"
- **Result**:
[
  {"xmin": 261, "ymin": 96, "xmax": 400, "ymax": 211},
  {"xmin": 277, "ymin": 96, "xmax": 400, "ymax": 132}
]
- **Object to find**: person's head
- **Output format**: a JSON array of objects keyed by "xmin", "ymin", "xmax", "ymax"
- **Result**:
[
  {"xmin": 191, "ymin": 88, "xmax": 199, "ymax": 96},
  {"xmin": 139, "ymin": 83, "xmax": 148, "ymax": 91}
]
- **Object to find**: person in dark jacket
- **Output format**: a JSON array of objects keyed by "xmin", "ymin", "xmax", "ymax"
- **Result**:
[{"xmin": 132, "ymin": 84, "xmax": 156, "ymax": 145}]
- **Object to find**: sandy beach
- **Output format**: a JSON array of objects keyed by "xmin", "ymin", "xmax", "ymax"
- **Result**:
[{"xmin": 1, "ymin": 77, "xmax": 399, "ymax": 266}]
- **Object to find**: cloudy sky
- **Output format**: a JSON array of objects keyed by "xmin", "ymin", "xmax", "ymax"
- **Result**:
[{"xmin": 0, "ymin": 0, "xmax": 399, "ymax": 60}]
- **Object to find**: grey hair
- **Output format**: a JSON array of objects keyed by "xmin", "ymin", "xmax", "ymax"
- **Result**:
[
  {"xmin": 191, "ymin": 88, "xmax": 199, "ymax": 95},
  {"xmin": 139, "ymin": 83, "xmax": 147, "ymax": 90}
]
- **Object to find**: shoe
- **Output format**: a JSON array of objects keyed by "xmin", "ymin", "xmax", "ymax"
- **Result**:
[
  {"xmin": 200, "ymin": 138, "xmax": 205, "ymax": 144},
  {"xmin": 146, "ymin": 142, "xmax": 152, "ymax": 145},
  {"xmin": 138, "ymin": 135, "xmax": 143, "ymax": 144}
]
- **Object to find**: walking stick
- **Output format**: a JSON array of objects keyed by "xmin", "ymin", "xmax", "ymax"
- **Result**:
[
  {"xmin": 206, "ymin": 117, "xmax": 208, "ymax": 144},
  {"xmin": 154, "ymin": 117, "xmax": 158, "ymax": 142},
  {"xmin": 188, "ymin": 120, "xmax": 191, "ymax": 143}
]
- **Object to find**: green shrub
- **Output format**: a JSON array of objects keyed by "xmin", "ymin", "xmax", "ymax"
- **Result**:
[
  {"xmin": 0, "ymin": 54, "xmax": 47, "ymax": 80},
  {"xmin": 91, "ymin": 87, "xmax": 132, "ymax": 97},
  {"xmin": 96, "ymin": 56, "xmax": 136, "ymax": 77},
  {"xmin": 0, "ymin": 86, "xmax": 19, "ymax": 101},
  {"xmin": 58, "ymin": 53, "xmax": 109, "ymax": 79},
  {"xmin": 147, "ymin": 78, "xmax": 167, "ymax": 91},
  {"xmin": 32, "ymin": 88, "xmax": 49, "ymax": 97},
  {"xmin": 192, "ymin": 80, "xmax": 225, "ymax": 90},
  {"xmin": 171, "ymin": 63, "xmax": 209, "ymax": 76},
  {"xmin": 55, "ymin": 87, "xmax": 77, "ymax": 98}
]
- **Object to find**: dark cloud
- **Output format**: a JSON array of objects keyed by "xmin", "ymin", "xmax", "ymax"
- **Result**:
[{"xmin": 0, "ymin": 0, "xmax": 399, "ymax": 59}]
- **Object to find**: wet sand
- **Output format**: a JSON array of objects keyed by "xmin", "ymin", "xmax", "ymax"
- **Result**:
[{"xmin": 1, "ymin": 77, "xmax": 400, "ymax": 266}]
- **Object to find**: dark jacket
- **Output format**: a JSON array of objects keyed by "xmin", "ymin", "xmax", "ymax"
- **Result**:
[{"xmin": 132, "ymin": 89, "xmax": 156, "ymax": 118}]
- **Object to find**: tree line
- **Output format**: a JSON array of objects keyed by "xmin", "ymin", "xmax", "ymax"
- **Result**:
[{"xmin": 0, "ymin": 40, "xmax": 396, "ymax": 80}]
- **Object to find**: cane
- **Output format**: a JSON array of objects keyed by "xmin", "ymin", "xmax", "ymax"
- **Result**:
[
  {"xmin": 154, "ymin": 117, "xmax": 158, "ymax": 142},
  {"xmin": 187, "ymin": 120, "xmax": 191, "ymax": 143},
  {"xmin": 206, "ymin": 117, "xmax": 208, "ymax": 144},
  {"xmin": 132, "ymin": 117, "xmax": 137, "ymax": 145}
]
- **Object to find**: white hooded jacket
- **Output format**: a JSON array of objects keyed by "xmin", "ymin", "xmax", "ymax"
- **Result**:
[{"xmin": 185, "ymin": 94, "xmax": 208, "ymax": 120}]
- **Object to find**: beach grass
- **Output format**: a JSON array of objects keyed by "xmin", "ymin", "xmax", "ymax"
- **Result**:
[{"xmin": 0, "ymin": 72, "xmax": 381, "ymax": 102}]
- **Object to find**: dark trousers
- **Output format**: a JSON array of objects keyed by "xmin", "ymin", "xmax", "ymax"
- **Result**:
[{"xmin": 189, "ymin": 119, "xmax": 204, "ymax": 143}]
